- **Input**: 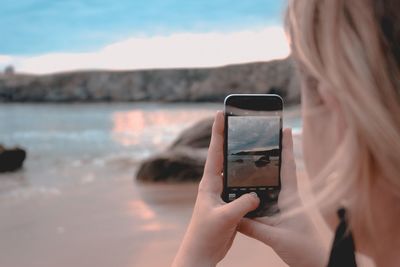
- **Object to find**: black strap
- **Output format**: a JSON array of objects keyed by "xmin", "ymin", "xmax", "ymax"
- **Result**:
[{"xmin": 327, "ymin": 208, "xmax": 357, "ymax": 267}]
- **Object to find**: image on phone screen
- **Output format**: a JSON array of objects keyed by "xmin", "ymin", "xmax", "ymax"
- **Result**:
[{"xmin": 227, "ymin": 115, "xmax": 280, "ymax": 188}]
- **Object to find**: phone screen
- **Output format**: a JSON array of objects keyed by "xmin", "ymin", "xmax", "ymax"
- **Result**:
[
  {"xmin": 227, "ymin": 115, "xmax": 280, "ymax": 188},
  {"xmin": 223, "ymin": 94, "xmax": 283, "ymax": 217}
]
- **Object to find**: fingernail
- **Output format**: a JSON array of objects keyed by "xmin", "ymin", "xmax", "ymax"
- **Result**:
[{"xmin": 249, "ymin": 192, "xmax": 259, "ymax": 199}]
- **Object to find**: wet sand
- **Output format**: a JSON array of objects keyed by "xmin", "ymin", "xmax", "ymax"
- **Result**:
[
  {"xmin": 228, "ymin": 158, "xmax": 279, "ymax": 187},
  {"xmin": 0, "ymin": 173, "xmax": 288, "ymax": 267}
]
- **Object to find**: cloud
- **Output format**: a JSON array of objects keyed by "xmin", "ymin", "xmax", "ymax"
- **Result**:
[
  {"xmin": 228, "ymin": 116, "xmax": 280, "ymax": 152},
  {"xmin": 0, "ymin": 55, "xmax": 13, "ymax": 65},
  {"xmin": 0, "ymin": 26, "xmax": 289, "ymax": 74}
]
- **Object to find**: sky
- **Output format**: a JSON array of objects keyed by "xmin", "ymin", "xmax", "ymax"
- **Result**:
[
  {"xmin": 228, "ymin": 116, "xmax": 280, "ymax": 153},
  {"xmin": 0, "ymin": 0, "xmax": 289, "ymax": 74}
]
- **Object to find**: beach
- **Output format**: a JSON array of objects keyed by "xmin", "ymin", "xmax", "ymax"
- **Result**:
[
  {"xmin": 0, "ymin": 103, "xmax": 301, "ymax": 267},
  {"xmin": 228, "ymin": 155, "xmax": 279, "ymax": 187}
]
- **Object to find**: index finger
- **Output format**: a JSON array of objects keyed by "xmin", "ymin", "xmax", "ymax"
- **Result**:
[{"xmin": 199, "ymin": 111, "xmax": 224, "ymax": 192}]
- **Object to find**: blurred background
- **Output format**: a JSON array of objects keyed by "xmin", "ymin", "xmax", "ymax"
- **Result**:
[{"xmin": 0, "ymin": 1, "xmax": 302, "ymax": 266}]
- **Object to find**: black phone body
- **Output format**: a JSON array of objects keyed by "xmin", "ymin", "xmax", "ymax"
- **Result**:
[{"xmin": 222, "ymin": 94, "xmax": 283, "ymax": 217}]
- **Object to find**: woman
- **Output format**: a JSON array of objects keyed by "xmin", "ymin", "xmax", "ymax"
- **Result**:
[{"xmin": 172, "ymin": 0, "xmax": 400, "ymax": 266}]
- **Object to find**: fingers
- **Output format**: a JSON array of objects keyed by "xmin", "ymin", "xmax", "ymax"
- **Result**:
[
  {"xmin": 238, "ymin": 218, "xmax": 282, "ymax": 247},
  {"xmin": 219, "ymin": 193, "xmax": 260, "ymax": 220},
  {"xmin": 254, "ymin": 214, "xmax": 282, "ymax": 226},
  {"xmin": 200, "ymin": 111, "xmax": 224, "ymax": 193},
  {"xmin": 204, "ymin": 111, "xmax": 224, "ymax": 176},
  {"xmin": 281, "ymin": 128, "xmax": 298, "ymax": 191}
]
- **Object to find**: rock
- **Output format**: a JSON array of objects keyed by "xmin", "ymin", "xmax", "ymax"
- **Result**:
[
  {"xmin": 0, "ymin": 145, "xmax": 26, "ymax": 172},
  {"xmin": 254, "ymin": 156, "xmax": 270, "ymax": 168},
  {"xmin": 4, "ymin": 65, "xmax": 15, "ymax": 76},
  {"xmin": 136, "ymin": 147, "xmax": 208, "ymax": 182},
  {"xmin": 170, "ymin": 118, "xmax": 214, "ymax": 148},
  {"xmin": 0, "ymin": 57, "xmax": 300, "ymax": 104},
  {"xmin": 136, "ymin": 118, "xmax": 214, "ymax": 182}
]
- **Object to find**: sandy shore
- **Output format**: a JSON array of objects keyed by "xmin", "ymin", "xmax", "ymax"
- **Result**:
[
  {"xmin": 0, "ymin": 135, "xmax": 307, "ymax": 267},
  {"xmin": 0, "ymin": 172, "xmax": 289, "ymax": 267}
]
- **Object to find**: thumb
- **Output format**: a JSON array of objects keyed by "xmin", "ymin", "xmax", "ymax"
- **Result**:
[
  {"xmin": 219, "ymin": 193, "xmax": 260, "ymax": 221},
  {"xmin": 238, "ymin": 218, "xmax": 282, "ymax": 247}
]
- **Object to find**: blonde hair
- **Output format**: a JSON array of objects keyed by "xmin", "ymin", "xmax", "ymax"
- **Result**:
[{"xmin": 285, "ymin": 0, "xmax": 400, "ymax": 242}]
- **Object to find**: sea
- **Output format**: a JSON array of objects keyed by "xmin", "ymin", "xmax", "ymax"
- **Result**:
[
  {"xmin": 0, "ymin": 103, "xmax": 220, "ymax": 194},
  {"xmin": 0, "ymin": 103, "xmax": 301, "ymax": 196}
]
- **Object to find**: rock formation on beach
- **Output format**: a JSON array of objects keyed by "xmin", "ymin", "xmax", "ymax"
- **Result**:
[
  {"xmin": 136, "ymin": 118, "xmax": 213, "ymax": 182},
  {"xmin": 136, "ymin": 119, "xmax": 288, "ymax": 182},
  {"xmin": 0, "ymin": 57, "xmax": 300, "ymax": 104},
  {"xmin": 0, "ymin": 145, "xmax": 27, "ymax": 172},
  {"xmin": 136, "ymin": 147, "xmax": 208, "ymax": 182}
]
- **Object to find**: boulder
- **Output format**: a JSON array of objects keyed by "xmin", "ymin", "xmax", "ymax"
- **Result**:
[
  {"xmin": 136, "ymin": 147, "xmax": 208, "ymax": 182},
  {"xmin": 136, "ymin": 118, "xmax": 213, "ymax": 182},
  {"xmin": 0, "ymin": 145, "xmax": 27, "ymax": 172},
  {"xmin": 170, "ymin": 118, "xmax": 214, "ymax": 148}
]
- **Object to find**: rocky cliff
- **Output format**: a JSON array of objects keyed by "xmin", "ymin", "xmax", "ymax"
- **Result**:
[{"xmin": 0, "ymin": 57, "xmax": 300, "ymax": 103}]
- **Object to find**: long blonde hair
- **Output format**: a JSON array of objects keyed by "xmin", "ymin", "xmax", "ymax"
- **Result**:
[{"xmin": 285, "ymin": 0, "xmax": 400, "ymax": 241}]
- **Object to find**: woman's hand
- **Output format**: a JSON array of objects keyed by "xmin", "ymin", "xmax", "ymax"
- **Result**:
[
  {"xmin": 238, "ymin": 128, "xmax": 328, "ymax": 267},
  {"xmin": 172, "ymin": 111, "xmax": 260, "ymax": 267}
]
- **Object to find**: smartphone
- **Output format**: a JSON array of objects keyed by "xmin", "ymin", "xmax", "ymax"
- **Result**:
[{"xmin": 222, "ymin": 94, "xmax": 283, "ymax": 217}]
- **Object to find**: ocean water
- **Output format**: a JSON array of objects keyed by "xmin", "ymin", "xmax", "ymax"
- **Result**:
[
  {"xmin": 0, "ymin": 103, "xmax": 219, "ymax": 195},
  {"xmin": 0, "ymin": 0, "xmax": 285, "ymax": 55},
  {"xmin": 0, "ymin": 103, "xmax": 300, "ymax": 196}
]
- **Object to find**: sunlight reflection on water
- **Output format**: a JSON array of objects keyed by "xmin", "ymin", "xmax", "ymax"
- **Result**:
[
  {"xmin": 111, "ymin": 108, "xmax": 217, "ymax": 147},
  {"xmin": 128, "ymin": 200, "xmax": 156, "ymax": 220}
]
